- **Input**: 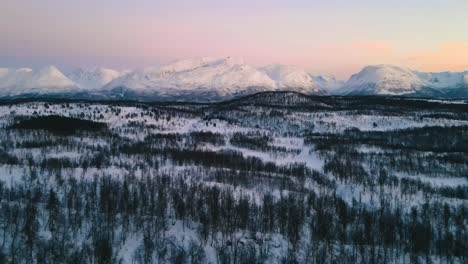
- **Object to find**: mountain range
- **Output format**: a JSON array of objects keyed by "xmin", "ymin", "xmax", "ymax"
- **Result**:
[{"xmin": 1, "ymin": 58, "xmax": 467, "ymax": 101}]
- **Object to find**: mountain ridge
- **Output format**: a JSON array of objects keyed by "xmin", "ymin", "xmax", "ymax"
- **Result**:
[
  {"xmin": 67, "ymin": 67, "xmax": 123, "ymax": 90},
  {"xmin": 1, "ymin": 60, "xmax": 468, "ymax": 101}
]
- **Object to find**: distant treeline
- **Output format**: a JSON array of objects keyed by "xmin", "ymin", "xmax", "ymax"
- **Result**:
[
  {"xmin": 11, "ymin": 115, "xmax": 107, "ymax": 134},
  {"xmin": 307, "ymin": 125, "xmax": 468, "ymax": 153}
]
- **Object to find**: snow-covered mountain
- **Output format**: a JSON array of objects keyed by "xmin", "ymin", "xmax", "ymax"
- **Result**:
[
  {"xmin": 113, "ymin": 57, "xmax": 277, "ymax": 93},
  {"xmin": 336, "ymin": 64, "xmax": 468, "ymax": 97},
  {"xmin": 260, "ymin": 64, "xmax": 325, "ymax": 94},
  {"xmin": 312, "ymin": 74, "xmax": 345, "ymax": 92},
  {"xmin": 338, "ymin": 65, "xmax": 426, "ymax": 96},
  {"xmin": 415, "ymin": 71, "xmax": 468, "ymax": 90},
  {"xmin": 104, "ymin": 58, "xmax": 271, "ymax": 101},
  {"xmin": 67, "ymin": 67, "xmax": 122, "ymax": 90},
  {"xmin": 1, "ymin": 61, "xmax": 468, "ymax": 100},
  {"xmin": 103, "ymin": 58, "xmax": 328, "ymax": 101},
  {"xmin": 0, "ymin": 66, "xmax": 78, "ymax": 97}
]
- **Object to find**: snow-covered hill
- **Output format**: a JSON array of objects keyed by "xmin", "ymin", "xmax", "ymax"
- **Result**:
[
  {"xmin": 339, "ymin": 65, "xmax": 426, "ymax": 95},
  {"xmin": 260, "ymin": 64, "xmax": 325, "ymax": 94},
  {"xmin": 338, "ymin": 65, "xmax": 468, "ymax": 96},
  {"xmin": 0, "ymin": 66, "xmax": 78, "ymax": 97},
  {"xmin": 67, "ymin": 67, "xmax": 122, "ymax": 90}
]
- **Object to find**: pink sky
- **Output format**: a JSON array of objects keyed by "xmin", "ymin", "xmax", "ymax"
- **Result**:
[{"xmin": 1, "ymin": 0, "xmax": 468, "ymax": 79}]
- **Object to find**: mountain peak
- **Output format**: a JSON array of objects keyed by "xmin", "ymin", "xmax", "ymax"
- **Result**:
[
  {"xmin": 260, "ymin": 64, "xmax": 324, "ymax": 93},
  {"xmin": 0, "ymin": 66, "xmax": 77, "ymax": 97},
  {"xmin": 28, "ymin": 65, "xmax": 76, "ymax": 90},
  {"xmin": 340, "ymin": 64, "xmax": 424, "ymax": 95},
  {"xmin": 104, "ymin": 57, "xmax": 277, "ymax": 97},
  {"xmin": 67, "ymin": 67, "xmax": 122, "ymax": 89},
  {"xmin": 157, "ymin": 57, "xmax": 245, "ymax": 75},
  {"xmin": 104, "ymin": 57, "xmax": 330, "ymax": 100},
  {"xmin": 38, "ymin": 65, "xmax": 62, "ymax": 74}
]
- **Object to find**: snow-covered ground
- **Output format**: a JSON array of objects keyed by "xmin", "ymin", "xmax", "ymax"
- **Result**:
[{"xmin": 0, "ymin": 99, "xmax": 466, "ymax": 263}]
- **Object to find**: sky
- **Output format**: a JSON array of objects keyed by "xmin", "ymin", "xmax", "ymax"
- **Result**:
[{"xmin": 1, "ymin": 0, "xmax": 468, "ymax": 79}]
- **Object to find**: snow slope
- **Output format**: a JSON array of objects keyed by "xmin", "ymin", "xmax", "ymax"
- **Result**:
[
  {"xmin": 415, "ymin": 71, "xmax": 468, "ymax": 89},
  {"xmin": 0, "ymin": 66, "xmax": 78, "ymax": 97},
  {"xmin": 312, "ymin": 74, "xmax": 345, "ymax": 92},
  {"xmin": 157, "ymin": 57, "xmax": 221, "ymax": 73},
  {"xmin": 260, "ymin": 64, "xmax": 324, "ymax": 94},
  {"xmin": 67, "ymin": 67, "xmax": 122, "ymax": 90}
]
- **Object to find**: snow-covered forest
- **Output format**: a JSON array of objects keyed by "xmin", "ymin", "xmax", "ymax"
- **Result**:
[{"xmin": 0, "ymin": 92, "xmax": 467, "ymax": 263}]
